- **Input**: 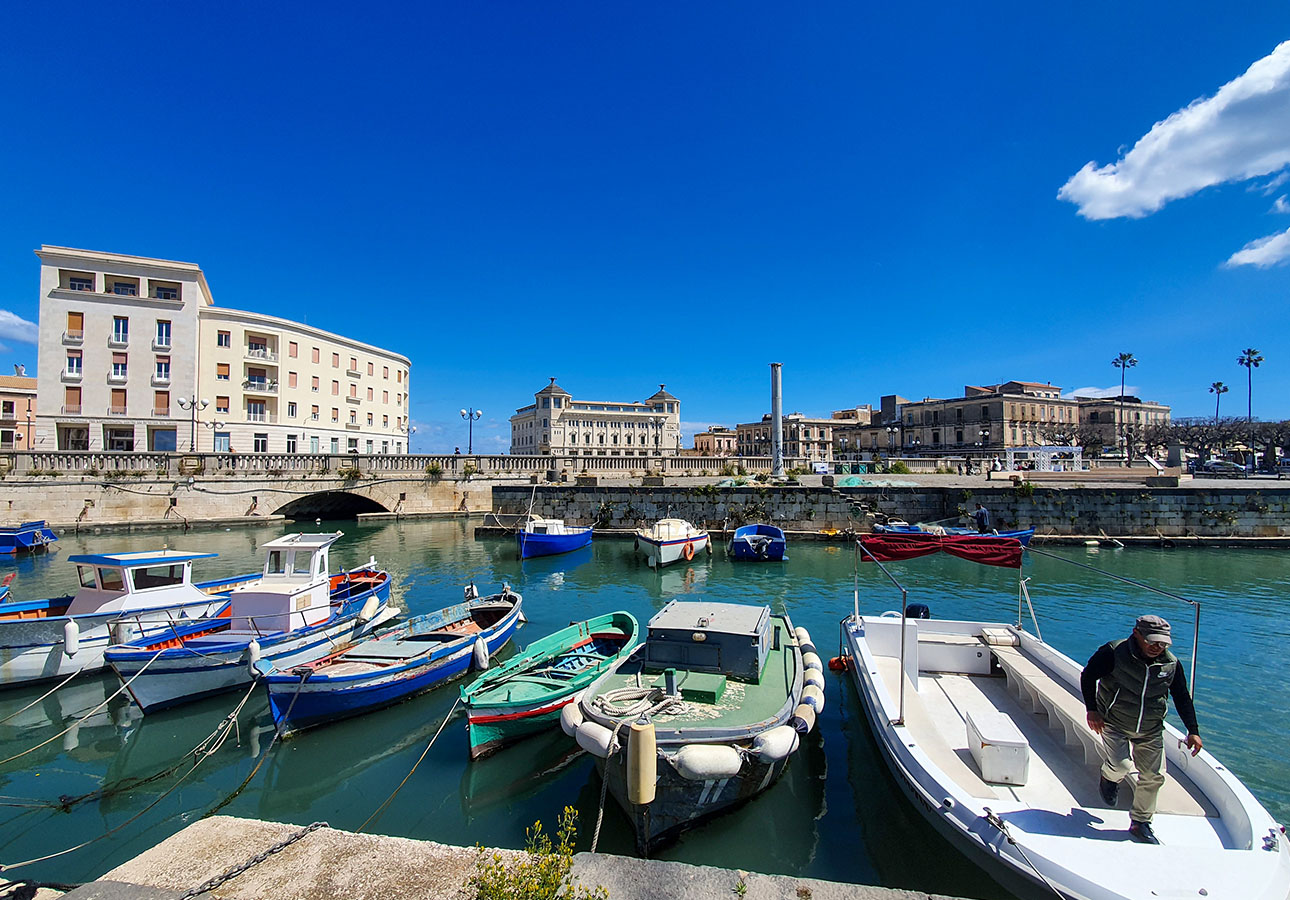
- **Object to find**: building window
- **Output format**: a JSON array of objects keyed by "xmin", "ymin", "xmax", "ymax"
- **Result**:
[
  {"xmin": 331, "ymin": 408, "xmax": 339, "ymax": 422},
  {"xmin": 383, "ymin": 390, "xmax": 388, "ymax": 403},
  {"xmin": 110, "ymin": 280, "xmax": 137, "ymax": 296},
  {"xmin": 367, "ymin": 387, "xmax": 374, "ymax": 401},
  {"xmin": 350, "ymin": 411, "xmax": 357, "ymax": 425},
  {"xmin": 310, "ymin": 436, "xmax": 320, "ymax": 453},
  {"xmin": 383, "ymin": 415, "xmax": 389, "ymax": 427},
  {"xmin": 287, "ymin": 402, "xmax": 297, "ymax": 418},
  {"xmin": 217, "ymin": 331, "xmax": 231, "ymax": 348},
  {"xmin": 110, "ymin": 388, "xmax": 127, "ymax": 416},
  {"xmin": 64, "ymin": 386, "xmax": 81, "ymax": 414},
  {"xmin": 331, "ymin": 380, "xmax": 339, "ymax": 395},
  {"xmin": 112, "ymin": 353, "xmax": 128, "ymax": 379},
  {"xmin": 349, "ymin": 384, "xmax": 358, "ymax": 399},
  {"xmin": 311, "ymin": 405, "xmax": 319, "ymax": 421},
  {"xmin": 311, "ymin": 376, "xmax": 319, "ymax": 392},
  {"xmin": 112, "ymin": 317, "xmax": 129, "ymax": 343},
  {"xmin": 288, "ymin": 372, "xmax": 297, "ymax": 388},
  {"xmin": 332, "ymin": 352, "xmax": 340, "ymax": 368},
  {"xmin": 383, "ymin": 366, "xmax": 389, "ymax": 379},
  {"xmin": 366, "ymin": 412, "xmax": 373, "ymax": 425},
  {"xmin": 253, "ymin": 433, "xmax": 268, "ymax": 453},
  {"xmin": 366, "ymin": 439, "xmax": 374, "ymax": 453},
  {"xmin": 216, "ymin": 363, "xmax": 230, "ymax": 381},
  {"xmin": 69, "ymin": 276, "xmax": 93, "ymax": 292},
  {"xmin": 248, "ymin": 400, "xmax": 267, "ymax": 422},
  {"xmin": 155, "ymin": 320, "xmax": 171, "ymax": 348},
  {"xmin": 153, "ymin": 284, "xmax": 178, "ymax": 300},
  {"xmin": 66, "ymin": 351, "xmax": 82, "ymax": 375},
  {"xmin": 214, "ymin": 431, "xmax": 230, "ymax": 452},
  {"xmin": 367, "ymin": 362, "xmax": 374, "ymax": 375},
  {"xmin": 216, "ymin": 396, "xmax": 230, "ymax": 413},
  {"xmin": 286, "ymin": 434, "xmax": 298, "ymax": 453},
  {"xmin": 155, "ymin": 356, "xmax": 170, "ymax": 381},
  {"xmin": 330, "ymin": 437, "xmax": 339, "ymax": 454},
  {"xmin": 289, "ymin": 341, "xmax": 298, "ymax": 358},
  {"xmin": 311, "ymin": 347, "xmax": 320, "ymax": 363},
  {"xmin": 154, "ymin": 391, "xmax": 170, "ymax": 415}
]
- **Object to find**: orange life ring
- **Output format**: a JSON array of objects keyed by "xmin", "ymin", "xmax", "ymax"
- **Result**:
[{"xmin": 682, "ymin": 542, "xmax": 694, "ymax": 560}]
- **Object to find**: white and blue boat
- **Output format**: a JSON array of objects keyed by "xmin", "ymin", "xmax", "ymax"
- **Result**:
[
  {"xmin": 873, "ymin": 520, "xmax": 1035, "ymax": 546},
  {"xmin": 0, "ymin": 551, "xmax": 246, "ymax": 688},
  {"xmin": 106, "ymin": 533, "xmax": 395, "ymax": 713},
  {"xmin": 255, "ymin": 584, "xmax": 522, "ymax": 737},
  {"xmin": 727, "ymin": 523, "xmax": 787, "ymax": 561},
  {"xmin": 516, "ymin": 517, "xmax": 592, "ymax": 560},
  {"xmin": 635, "ymin": 518, "xmax": 710, "ymax": 569},
  {"xmin": 0, "ymin": 520, "xmax": 58, "ymax": 555}
]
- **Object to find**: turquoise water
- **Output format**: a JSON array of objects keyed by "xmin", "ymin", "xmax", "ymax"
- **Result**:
[{"xmin": 1, "ymin": 520, "xmax": 1287, "ymax": 897}]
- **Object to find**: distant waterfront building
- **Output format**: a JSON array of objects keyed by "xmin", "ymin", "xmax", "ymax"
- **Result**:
[
  {"xmin": 509, "ymin": 379, "xmax": 682, "ymax": 457},
  {"xmin": 829, "ymin": 405, "xmax": 874, "ymax": 458},
  {"xmin": 736, "ymin": 413, "xmax": 834, "ymax": 462},
  {"xmin": 693, "ymin": 426, "xmax": 737, "ymax": 457},
  {"xmin": 0, "ymin": 375, "xmax": 37, "ymax": 450},
  {"xmin": 1073, "ymin": 395, "xmax": 1172, "ymax": 453},
  {"xmin": 34, "ymin": 246, "xmax": 411, "ymax": 454}
]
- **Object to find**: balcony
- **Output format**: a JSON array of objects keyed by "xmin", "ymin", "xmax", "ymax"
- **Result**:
[
  {"xmin": 152, "ymin": 407, "xmax": 171, "ymax": 417},
  {"xmin": 245, "ymin": 412, "xmax": 278, "ymax": 424},
  {"xmin": 62, "ymin": 405, "xmax": 82, "ymax": 415},
  {"xmin": 108, "ymin": 406, "xmax": 128, "ymax": 416},
  {"xmin": 151, "ymin": 373, "xmax": 172, "ymax": 387},
  {"xmin": 345, "ymin": 422, "xmax": 361, "ymax": 430},
  {"xmin": 346, "ymin": 368, "xmax": 361, "ymax": 378},
  {"xmin": 245, "ymin": 348, "xmax": 279, "ymax": 363},
  {"xmin": 346, "ymin": 395, "xmax": 361, "ymax": 404},
  {"xmin": 62, "ymin": 330, "xmax": 84, "ymax": 345},
  {"xmin": 108, "ymin": 335, "xmax": 129, "ymax": 349},
  {"xmin": 107, "ymin": 371, "xmax": 128, "ymax": 384},
  {"xmin": 152, "ymin": 338, "xmax": 172, "ymax": 351},
  {"xmin": 242, "ymin": 379, "xmax": 279, "ymax": 395},
  {"xmin": 61, "ymin": 369, "xmax": 83, "ymax": 383}
]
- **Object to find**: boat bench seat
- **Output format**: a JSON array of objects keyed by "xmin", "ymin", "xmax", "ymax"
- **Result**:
[
  {"xmin": 342, "ymin": 639, "xmax": 415, "ymax": 661},
  {"xmin": 990, "ymin": 645, "xmax": 1106, "ymax": 768}
]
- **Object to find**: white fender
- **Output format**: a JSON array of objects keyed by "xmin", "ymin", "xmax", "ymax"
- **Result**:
[
  {"xmin": 246, "ymin": 640, "xmax": 262, "ymax": 678},
  {"xmin": 790, "ymin": 703, "xmax": 816, "ymax": 735},
  {"xmin": 627, "ymin": 719, "xmax": 657, "ymax": 805},
  {"xmin": 576, "ymin": 720, "xmax": 616, "ymax": 758},
  {"xmin": 473, "ymin": 636, "xmax": 490, "ymax": 670},
  {"xmin": 560, "ymin": 699, "xmax": 585, "ymax": 737},
  {"xmin": 358, "ymin": 596, "xmax": 380, "ymax": 624},
  {"xmin": 803, "ymin": 669, "xmax": 826, "ymax": 690},
  {"xmin": 670, "ymin": 744, "xmax": 742, "ymax": 780},
  {"xmin": 793, "ymin": 626, "xmax": 812, "ymax": 646},
  {"xmin": 802, "ymin": 651, "xmax": 823, "ymax": 672},
  {"xmin": 63, "ymin": 620, "xmax": 80, "ymax": 658},
  {"xmin": 752, "ymin": 725, "xmax": 800, "ymax": 763},
  {"xmin": 801, "ymin": 683, "xmax": 825, "ymax": 714}
]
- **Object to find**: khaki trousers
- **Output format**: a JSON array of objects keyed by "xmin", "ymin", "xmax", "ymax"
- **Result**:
[{"xmin": 1099, "ymin": 725, "xmax": 1165, "ymax": 823}]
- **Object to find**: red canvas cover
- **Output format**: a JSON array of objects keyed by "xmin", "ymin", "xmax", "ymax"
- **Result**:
[{"xmin": 859, "ymin": 533, "xmax": 1023, "ymax": 569}]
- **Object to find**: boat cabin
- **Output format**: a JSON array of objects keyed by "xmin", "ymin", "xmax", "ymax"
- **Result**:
[
  {"xmin": 226, "ymin": 532, "xmax": 340, "ymax": 634},
  {"xmin": 62, "ymin": 551, "xmax": 220, "ymax": 617},
  {"xmin": 643, "ymin": 600, "xmax": 773, "ymax": 683},
  {"xmin": 524, "ymin": 517, "xmax": 574, "ymax": 535}
]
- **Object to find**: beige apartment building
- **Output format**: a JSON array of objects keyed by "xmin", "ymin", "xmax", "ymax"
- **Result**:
[
  {"xmin": 0, "ymin": 375, "xmax": 37, "ymax": 450},
  {"xmin": 510, "ymin": 379, "xmax": 682, "ymax": 457},
  {"xmin": 34, "ymin": 246, "xmax": 410, "ymax": 454},
  {"xmin": 693, "ymin": 426, "xmax": 737, "ymax": 456},
  {"xmin": 736, "ymin": 413, "xmax": 835, "ymax": 462}
]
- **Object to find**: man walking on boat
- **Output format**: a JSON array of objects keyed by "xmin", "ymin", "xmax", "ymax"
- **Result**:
[
  {"xmin": 970, "ymin": 503, "xmax": 990, "ymax": 533},
  {"xmin": 1080, "ymin": 614, "xmax": 1203, "ymax": 845}
]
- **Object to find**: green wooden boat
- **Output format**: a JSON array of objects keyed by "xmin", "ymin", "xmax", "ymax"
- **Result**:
[{"xmin": 461, "ymin": 611, "xmax": 639, "ymax": 759}]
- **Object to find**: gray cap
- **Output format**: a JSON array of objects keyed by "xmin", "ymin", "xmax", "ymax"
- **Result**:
[{"xmin": 1135, "ymin": 614, "xmax": 1172, "ymax": 645}]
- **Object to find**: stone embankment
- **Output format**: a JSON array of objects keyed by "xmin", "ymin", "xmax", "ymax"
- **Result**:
[{"xmin": 37, "ymin": 816, "xmax": 965, "ymax": 900}]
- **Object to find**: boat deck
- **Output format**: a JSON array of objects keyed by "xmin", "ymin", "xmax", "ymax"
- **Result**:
[
  {"xmin": 591, "ymin": 638, "xmax": 795, "ymax": 735},
  {"xmin": 873, "ymin": 634, "xmax": 1229, "ymax": 848}
]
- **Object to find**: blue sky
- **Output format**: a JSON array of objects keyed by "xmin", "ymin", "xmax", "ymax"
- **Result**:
[{"xmin": 2, "ymin": 3, "xmax": 1289, "ymax": 453}]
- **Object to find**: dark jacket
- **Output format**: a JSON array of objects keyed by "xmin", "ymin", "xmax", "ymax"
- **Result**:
[{"xmin": 1080, "ymin": 637, "xmax": 1199, "ymax": 736}]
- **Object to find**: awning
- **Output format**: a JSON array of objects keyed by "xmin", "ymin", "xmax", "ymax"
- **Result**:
[{"xmin": 859, "ymin": 533, "xmax": 1024, "ymax": 569}]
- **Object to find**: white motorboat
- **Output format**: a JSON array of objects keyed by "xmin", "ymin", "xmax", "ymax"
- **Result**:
[
  {"xmin": 0, "ymin": 551, "xmax": 250, "ymax": 688},
  {"xmin": 838, "ymin": 533, "xmax": 1290, "ymax": 900},
  {"xmin": 634, "ymin": 518, "xmax": 710, "ymax": 569}
]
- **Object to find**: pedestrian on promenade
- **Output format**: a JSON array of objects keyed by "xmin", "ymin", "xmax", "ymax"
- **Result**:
[
  {"xmin": 970, "ymin": 503, "xmax": 990, "ymax": 533},
  {"xmin": 1080, "ymin": 615, "xmax": 1202, "ymax": 845}
]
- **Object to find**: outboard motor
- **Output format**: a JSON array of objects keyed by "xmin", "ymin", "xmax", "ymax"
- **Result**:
[{"xmin": 906, "ymin": 603, "xmax": 932, "ymax": 619}]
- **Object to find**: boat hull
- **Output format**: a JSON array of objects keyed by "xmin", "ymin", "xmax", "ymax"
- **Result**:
[
  {"xmin": 0, "ymin": 521, "xmax": 58, "ymax": 555},
  {"xmin": 635, "ymin": 532, "xmax": 710, "ymax": 568},
  {"xmin": 467, "ymin": 695, "xmax": 575, "ymax": 759},
  {"xmin": 727, "ymin": 525, "xmax": 787, "ymax": 561},
  {"xmin": 263, "ymin": 596, "xmax": 521, "ymax": 737},
  {"xmin": 516, "ymin": 528, "xmax": 592, "ymax": 559},
  {"xmin": 873, "ymin": 523, "xmax": 1034, "ymax": 546}
]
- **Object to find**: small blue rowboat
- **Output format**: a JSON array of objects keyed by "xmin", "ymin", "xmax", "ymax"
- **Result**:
[
  {"xmin": 0, "ymin": 521, "xmax": 58, "ymax": 555},
  {"xmin": 727, "ymin": 523, "xmax": 788, "ymax": 561},
  {"xmin": 873, "ymin": 521, "xmax": 1035, "ymax": 546},
  {"xmin": 516, "ymin": 517, "xmax": 592, "ymax": 559},
  {"xmin": 256, "ymin": 585, "xmax": 523, "ymax": 737}
]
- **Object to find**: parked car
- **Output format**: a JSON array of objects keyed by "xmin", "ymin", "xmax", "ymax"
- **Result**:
[{"xmin": 1198, "ymin": 459, "xmax": 1247, "ymax": 478}]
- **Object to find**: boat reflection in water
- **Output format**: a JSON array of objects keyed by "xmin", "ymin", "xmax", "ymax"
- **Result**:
[{"xmin": 459, "ymin": 727, "xmax": 585, "ymax": 822}]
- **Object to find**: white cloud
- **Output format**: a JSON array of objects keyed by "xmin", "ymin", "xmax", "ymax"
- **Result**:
[
  {"xmin": 1224, "ymin": 226, "xmax": 1290, "ymax": 268},
  {"xmin": 0, "ymin": 310, "xmax": 37, "ymax": 346},
  {"xmin": 1058, "ymin": 41, "xmax": 1290, "ymax": 220},
  {"xmin": 1272, "ymin": 195, "xmax": 1290, "ymax": 213},
  {"xmin": 1062, "ymin": 385, "xmax": 1140, "ymax": 400},
  {"xmin": 1255, "ymin": 171, "xmax": 1290, "ymax": 194}
]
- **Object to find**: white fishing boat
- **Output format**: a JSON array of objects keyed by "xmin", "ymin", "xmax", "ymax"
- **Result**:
[
  {"xmin": 106, "ymin": 533, "xmax": 396, "ymax": 713},
  {"xmin": 634, "ymin": 518, "xmax": 710, "ymax": 569},
  {"xmin": 0, "ymin": 551, "xmax": 249, "ymax": 688},
  {"xmin": 838, "ymin": 533, "xmax": 1290, "ymax": 900}
]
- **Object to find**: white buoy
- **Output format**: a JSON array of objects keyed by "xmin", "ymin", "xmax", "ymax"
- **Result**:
[
  {"xmin": 560, "ymin": 700, "xmax": 585, "ymax": 737},
  {"xmin": 627, "ymin": 719, "xmax": 657, "ymax": 805},
  {"xmin": 63, "ymin": 620, "xmax": 80, "ymax": 657},
  {"xmin": 801, "ymin": 683, "xmax": 826, "ymax": 714},
  {"xmin": 473, "ymin": 636, "xmax": 490, "ymax": 670},
  {"xmin": 358, "ymin": 596, "xmax": 380, "ymax": 624}
]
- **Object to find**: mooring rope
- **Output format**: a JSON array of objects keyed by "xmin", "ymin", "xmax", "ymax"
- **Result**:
[
  {"xmin": 0, "ymin": 669, "xmax": 82, "ymax": 727},
  {"xmin": 981, "ymin": 807, "xmax": 1066, "ymax": 900},
  {"xmin": 357, "ymin": 697, "xmax": 461, "ymax": 834}
]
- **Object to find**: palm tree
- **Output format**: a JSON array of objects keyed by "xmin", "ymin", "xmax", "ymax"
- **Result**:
[
  {"xmin": 1112, "ymin": 352, "xmax": 1137, "ymax": 457},
  {"xmin": 1238, "ymin": 348, "xmax": 1263, "ymax": 469},
  {"xmin": 1209, "ymin": 381, "xmax": 1229, "ymax": 426}
]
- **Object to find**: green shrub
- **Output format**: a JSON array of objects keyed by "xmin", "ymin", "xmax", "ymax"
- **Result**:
[
  {"xmin": 463, "ymin": 463, "xmax": 478, "ymax": 478},
  {"xmin": 719, "ymin": 462, "xmax": 738, "ymax": 477},
  {"xmin": 888, "ymin": 461, "xmax": 911, "ymax": 474},
  {"xmin": 469, "ymin": 807, "xmax": 606, "ymax": 900},
  {"xmin": 425, "ymin": 461, "xmax": 443, "ymax": 480}
]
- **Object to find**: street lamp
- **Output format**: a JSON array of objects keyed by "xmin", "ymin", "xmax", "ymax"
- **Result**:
[
  {"xmin": 176, "ymin": 396, "xmax": 209, "ymax": 451},
  {"xmin": 459, "ymin": 408, "xmax": 482, "ymax": 455},
  {"xmin": 886, "ymin": 425, "xmax": 899, "ymax": 455}
]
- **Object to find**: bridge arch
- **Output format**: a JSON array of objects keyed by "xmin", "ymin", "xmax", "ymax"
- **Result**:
[{"xmin": 272, "ymin": 491, "xmax": 390, "ymax": 520}]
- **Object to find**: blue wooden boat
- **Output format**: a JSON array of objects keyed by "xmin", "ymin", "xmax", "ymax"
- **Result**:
[
  {"xmin": 256, "ymin": 584, "xmax": 523, "ymax": 737},
  {"xmin": 516, "ymin": 517, "xmax": 592, "ymax": 559},
  {"xmin": 873, "ymin": 521, "xmax": 1034, "ymax": 546},
  {"xmin": 0, "ymin": 572, "xmax": 13, "ymax": 603},
  {"xmin": 727, "ymin": 523, "xmax": 788, "ymax": 561},
  {"xmin": 0, "ymin": 521, "xmax": 58, "ymax": 555}
]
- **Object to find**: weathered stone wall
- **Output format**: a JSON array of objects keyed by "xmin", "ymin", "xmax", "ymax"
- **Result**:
[{"xmin": 493, "ymin": 484, "xmax": 1290, "ymax": 537}]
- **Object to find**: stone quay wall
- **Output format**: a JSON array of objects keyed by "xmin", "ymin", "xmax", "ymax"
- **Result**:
[{"xmin": 493, "ymin": 484, "xmax": 1290, "ymax": 538}]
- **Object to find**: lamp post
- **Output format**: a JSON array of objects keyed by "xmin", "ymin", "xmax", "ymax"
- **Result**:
[
  {"xmin": 176, "ymin": 396, "xmax": 209, "ymax": 452},
  {"xmin": 459, "ymin": 408, "xmax": 482, "ymax": 455},
  {"xmin": 886, "ymin": 425, "xmax": 899, "ymax": 456}
]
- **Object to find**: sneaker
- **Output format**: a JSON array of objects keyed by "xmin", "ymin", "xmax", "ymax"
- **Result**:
[
  {"xmin": 1098, "ymin": 776, "xmax": 1119, "ymax": 806},
  {"xmin": 1128, "ymin": 821, "xmax": 1161, "ymax": 844}
]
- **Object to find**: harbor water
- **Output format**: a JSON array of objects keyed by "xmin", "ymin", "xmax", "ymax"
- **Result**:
[{"xmin": 2, "ymin": 519, "xmax": 1287, "ymax": 898}]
